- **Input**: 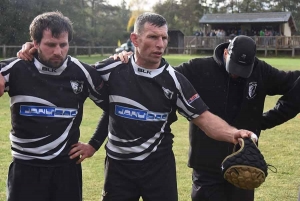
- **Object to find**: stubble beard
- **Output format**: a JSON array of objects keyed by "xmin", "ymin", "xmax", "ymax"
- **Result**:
[{"xmin": 38, "ymin": 48, "xmax": 65, "ymax": 68}]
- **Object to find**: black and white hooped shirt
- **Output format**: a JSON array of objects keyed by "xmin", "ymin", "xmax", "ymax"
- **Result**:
[
  {"xmin": 95, "ymin": 56, "xmax": 208, "ymax": 161},
  {"xmin": 0, "ymin": 56, "xmax": 108, "ymax": 165}
]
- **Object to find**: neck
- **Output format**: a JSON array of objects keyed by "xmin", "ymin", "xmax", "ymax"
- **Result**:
[{"xmin": 134, "ymin": 54, "xmax": 160, "ymax": 70}]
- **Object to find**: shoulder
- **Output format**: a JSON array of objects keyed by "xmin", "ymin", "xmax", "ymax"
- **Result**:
[
  {"xmin": 68, "ymin": 56, "xmax": 100, "ymax": 78},
  {"xmin": 254, "ymin": 57, "xmax": 275, "ymax": 72},
  {"xmin": 175, "ymin": 57, "xmax": 215, "ymax": 77},
  {"xmin": 0, "ymin": 57, "xmax": 26, "ymax": 73},
  {"xmin": 166, "ymin": 65, "xmax": 193, "ymax": 86},
  {"xmin": 95, "ymin": 57, "xmax": 123, "ymax": 71},
  {"xmin": 1, "ymin": 57, "xmax": 22, "ymax": 67}
]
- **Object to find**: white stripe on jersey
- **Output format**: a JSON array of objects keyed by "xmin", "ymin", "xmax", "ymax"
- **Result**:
[
  {"xmin": 11, "ymin": 119, "xmax": 74, "ymax": 160},
  {"xmin": 107, "ymin": 137, "xmax": 164, "ymax": 161},
  {"xmin": 1, "ymin": 58, "xmax": 21, "ymax": 72},
  {"xmin": 108, "ymin": 132, "xmax": 141, "ymax": 142},
  {"xmin": 107, "ymin": 132, "xmax": 161, "ymax": 154},
  {"xmin": 97, "ymin": 60, "xmax": 123, "ymax": 72},
  {"xmin": 12, "ymin": 142, "xmax": 67, "ymax": 160},
  {"xmin": 130, "ymin": 137, "xmax": 164, "ymax": 160},
  {"xmin": 107, "ymin": 120, "xmax": 167, "ymax": 160},
  {"xmin": 10, "ymin": 134, "xmax": 49, "ymax": 143},
  {"xmin": 96, "ymin": 60, "xmax": 122, "ymax": 81},
  {"xmin": 109, "ymin": 95, "xmax": 148, "ymax": 110},
  {"xmin": 11, "ymin": 95, "xmax": 56, "ymax": 107},
  {"xmin": 166, "ymin": 66, "xmax": 200, "ymax": 119},
  {"xmin": 1, "ymin": 59, "xmax": 21, "ymax": 85},
  {"xmin": 176, "ymin": 98, "xmax": 199, "ymax": 119},
  {"xmin": 2, "ymin": 74, "xmax": 9, "ymax": 88}
]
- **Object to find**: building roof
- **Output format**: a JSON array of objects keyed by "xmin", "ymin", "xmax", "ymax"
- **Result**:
[{"xmin": 199, "ymin": 12, "xmax": 297, "ymax": 32}]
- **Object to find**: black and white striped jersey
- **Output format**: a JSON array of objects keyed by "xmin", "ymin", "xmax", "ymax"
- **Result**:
[
  {"xmin": 95, "ymin": 56, "xmax": 208, "ymax": 161},
  {"xmin": 0, "ymin": 56, "xmax": 108, "ymax": 165}
]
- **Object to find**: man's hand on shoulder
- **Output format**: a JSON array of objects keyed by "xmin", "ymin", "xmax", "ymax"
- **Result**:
[
  {"xmin": 17, "ymin": 42, "xmax": 36, "ymax": 61},
  {"xmin": 109, "ymin": 50, "xmax": 132, "ymax": 63}
]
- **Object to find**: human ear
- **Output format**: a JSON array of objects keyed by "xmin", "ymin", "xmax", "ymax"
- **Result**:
[{"xmin": 130, "ymin": 33, "xmax": 138, "ymax": 47}]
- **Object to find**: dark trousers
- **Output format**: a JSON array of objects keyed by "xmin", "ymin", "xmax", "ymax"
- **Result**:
[
  {"xmin": 7, "ymin": 161, "xmax": 82, "ymax": 201},
  {"xmin": 102, "ymin": 153, "xmax": 178, "ymax": 201},
  {"xmin": 191, "ymin": 169, "xmax": 254, "ymax": 201}
]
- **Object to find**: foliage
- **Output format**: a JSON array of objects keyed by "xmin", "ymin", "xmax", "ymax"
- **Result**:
[
  {"xmin": 0, "ymin": 0, "xmax": 131, "ymax": 46},
  {"xmin": 0, "ymin": 0, "xmax": 299, "ymax": 47},
  {"xmin": 0, "ymin": 56, "xmax": 300, "ymax": 200}
]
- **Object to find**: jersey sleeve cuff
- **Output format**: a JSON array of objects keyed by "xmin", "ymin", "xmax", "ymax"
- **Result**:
[{"xmin": 88, "ymin": 138, "xmax": 102, "ymax": 151}]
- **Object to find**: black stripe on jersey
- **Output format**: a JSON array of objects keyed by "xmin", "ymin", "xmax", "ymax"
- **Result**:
[{"xmin": 106, "ymin": 134, "xmax": 164, "ymax": 160}]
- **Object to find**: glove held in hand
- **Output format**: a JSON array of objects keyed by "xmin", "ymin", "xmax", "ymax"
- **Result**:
[{"xmin": 221, "ymin": 137, "xmax": 268, "ymax": 190}]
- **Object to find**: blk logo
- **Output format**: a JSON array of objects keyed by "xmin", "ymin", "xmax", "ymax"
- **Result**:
[
  {"xmin": 42, "ymin": 66, "xmax": 57, "ymax": 73},
  {"xmin": 138, "ymin": 68, "xmax": 151, "ymax": 75}
]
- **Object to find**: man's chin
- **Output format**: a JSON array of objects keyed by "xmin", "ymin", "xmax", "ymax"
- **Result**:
[{"xmin": 49, "ymin": 61, "xmax": 63, "ymax": 68}]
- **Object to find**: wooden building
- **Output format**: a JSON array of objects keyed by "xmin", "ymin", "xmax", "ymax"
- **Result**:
[{"xmin": 199, "ymin": 12, "xmax": 297, "ymax": 37}]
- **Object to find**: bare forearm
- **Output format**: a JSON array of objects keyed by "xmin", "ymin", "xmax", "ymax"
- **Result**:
[{"xmin": 192, "ymin": 111, "xmax": 239, "ymax": 144}]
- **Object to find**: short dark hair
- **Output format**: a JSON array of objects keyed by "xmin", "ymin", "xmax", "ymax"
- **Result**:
[
  {"xmin": 29, "ymin": 11, "xmax": 73, "ymax": 43},
  {"xmin": 134, "ymin": 12, "xmax": 167, "ymax": 34}
]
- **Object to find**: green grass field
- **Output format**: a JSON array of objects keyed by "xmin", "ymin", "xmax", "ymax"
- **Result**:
[{"xmin": 1, "ymin": 55, "xmax": 300, "ymax": 200}]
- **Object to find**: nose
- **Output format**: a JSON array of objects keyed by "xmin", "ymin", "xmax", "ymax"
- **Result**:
[
  {"xmin": 156, "ymin": 37, "xmax": 164, "ymax": 48},
  {"xmin": 53, "ymin": 45, "xmax": 62, "ymax": 55}
]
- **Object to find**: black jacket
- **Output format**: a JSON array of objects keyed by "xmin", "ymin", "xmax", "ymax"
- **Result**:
[
  {"xmin": 261, "ymin": 76, "xmax": 300, "ymax": 129},
  {"xmin": 175, "ymin": 42, "xmax": 300, "ymax": 178}
]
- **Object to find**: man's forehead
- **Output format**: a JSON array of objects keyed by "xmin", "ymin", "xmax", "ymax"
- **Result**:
[
  {"xmin": 42, "ymin": 29, "xmax": 69, "ymax": 40},
  {"xmin": 142, "ymin": 23, "xmax": 168, "ymax": 34}
]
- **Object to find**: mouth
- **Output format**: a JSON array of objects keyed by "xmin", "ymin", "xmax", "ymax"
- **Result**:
[
  {"xmin": 50, "ymin": 57, "xmax": 63, "ymax": 62},
  {"xmin": 153, "ymin": 52, "xmax": 163, "ymax": 57}
]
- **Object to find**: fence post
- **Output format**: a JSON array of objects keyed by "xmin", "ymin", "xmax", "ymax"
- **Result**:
[
  {"xmin": 264, "ymin": 48, "xmax": 267, "ymax": 57},
  {"xmin": 74, "ymin": 46, "xmax": 77, "ymax": 57},
  {"xmin": 3, "ymin": 45, "xmax": 6, "ymax": 59},
  {"xmin": 101, "ymin": 47, "xmax": 104, "ymax": 56}
]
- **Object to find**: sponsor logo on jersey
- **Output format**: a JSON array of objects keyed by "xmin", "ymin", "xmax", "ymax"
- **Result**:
[
  {"xmin": 42, "ymin": 66, "xmax": 57, "ymax": 73},
  {"xmin": 115, "ymin": 105, "xmax": 168, "ymax": 121},
  {"xmin": 70, "ymin": 80, "xmax": 84, "ymax": 94},
  {"xmin": 162, "ymin": 87, "xmax": 174, "ymax": 99},
  {"xmin": 187, "ymin": 93, "xmax": 200, "ymax": 104},
  {"xmin": 137, "ymin": 68, "xmax": 151, "ymax": 75},
  {"xmin": 20, "ymin": 105, "xmax": 78, "ymax": 118},
  {"xmin": 247, "ymin": 82, "xmax": 257, "ymax": 99}
]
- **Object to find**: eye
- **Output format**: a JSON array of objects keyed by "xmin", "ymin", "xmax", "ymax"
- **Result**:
[
  {"xmin": 60, "ymin": 43, "xmax": 68, "ymax": 48},
  {"xmin": 47, "ymin": 43, "xmax": 56, "ymax": 47}
]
